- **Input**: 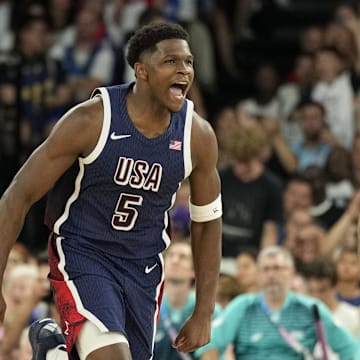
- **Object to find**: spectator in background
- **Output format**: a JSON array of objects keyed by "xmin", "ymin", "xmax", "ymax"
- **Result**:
[
  {"xmin": 154, "ymin": 239, "xmax": 220, "ymax": 360},
  {"xmin": 215, "ymin": 273, "xmax": 242, "ymax": 309},
  {"xmin": 220, "ymin": 125, "xmax": 283, "ymax": 272},
  {"xmin": 154, "ymin": 239, "xmax": 195, "ymax": 359},
  {"xmin": 2, "ymin": 242, "xmax": 31, "ymax": 290},
  {"xmin": 258, "ymin": 115, "xmax": 298, "ymax": 182},
  {"xmin": 2, "ymin": 263, "xmax": 39, "ymax": 358},
  {"xmin": 283, "ymin": 174, "xmax": 314, "ymax": 216},
  {"xmin": 280, "ymin": 174, "xmax": 315, "ymax": 245},
  {"xmin": 277, "ymin": 52, "xmax": 315, "ymax": 147},
  {"xmin": 238, "ymin": 63, "xmax": 281, "ymax": 120},
  {"xmin": 47, "ymin": 0, "xmax": 78, "ymax": 56},
  {"xmin": 323, "ymin": 21, "xmax": 357, "ymax": 77},
  {"xmin": 235, "ymin": 247, "xmax": 259, "ymax": 293},
  {"xmin": 2, "ymin": 251, "xmax": 56, "ymax": 359},
  {"xmin": 326, "ymin": 3, "xmax": 360, "ymax": 91},
  {"xmin": 335, "ymin": 247, "xmax": 360, "ymax": 307},
  {"xmin": 80, "ymin": 0, "xmax": 107, "ymax": 42},
  {"xmin": 236, "ymin": 109, "xmax": 297, "ymax": 184},
  {"xmin": 299, "ymin": 25, "xmax": 325, "ymax": 55},
  {"xmin": 324, "ymin": 190, "xmax": 360, "ymax": 252},
  {"xmin": 303, "ymin": 257, "xmax": 360, "ymax": 339},
  {"xmin": 312, "ymin": 46, "xmax": 355, "ymax": 150},
  {"xmin": 212, "ymin": 107, "xmax": 238, "ymax": 170},
  {"xmin": 196, "ymin": 246, "xmax": 357, "ymax": 360},
  {"xmin": 289, "ymin": 188, "xmax": 360, "ymax": 274},
  {"xmin": 282, "ymin": 208, "xmax": 314, "ymax": 249},
  {"xmin": 290, "ymin": 223, "xmax": 328, "ymax": 272},
  {"xmin": 291, "ymin": 100, "xmax": 334, "ymax": 171},
  {"xmin": 324, "ymin": 145, "xmax": 354, "ymax": 210},
  {"xmin": 55, "ymin": 7, "xmax": 115, "ymax": 104}
]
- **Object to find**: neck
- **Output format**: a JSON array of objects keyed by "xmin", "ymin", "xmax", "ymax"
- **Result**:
[
  {"xmin": 264, "ymin": 293, "xmax": 287, "ymax": 311},
  {"xmin": 127, "ymin": 86, "xmax": 171, "ymax": 137},
  {"xmin": 76, "ymin": 37, "xmax": 95, "ymax": 50},
  {"xmin": 304, "ymin": 138, "xmax": 322, "ymax": 147},
  {"xmin": 235, "ymin": 162, "xmax": 263, "ymax": 183},
  {"xmin": 337, "ymin": 281, "xmax": 360, "ymax": 298}
]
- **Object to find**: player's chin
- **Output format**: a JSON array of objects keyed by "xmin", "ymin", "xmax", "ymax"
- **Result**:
[{"xmin": 167, "ymin": 97, "xmax": 186, "ymax": 112}]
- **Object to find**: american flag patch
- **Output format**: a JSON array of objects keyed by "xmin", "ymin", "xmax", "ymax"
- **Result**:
[{"xmin": 169, "ymin": 140, "xmax": 182, "ymax": 151}]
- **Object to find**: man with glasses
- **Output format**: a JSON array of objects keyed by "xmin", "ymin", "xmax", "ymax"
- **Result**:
[{"xmin": 196, "ymin": 246, "xmax": 357, "ymax": 359}]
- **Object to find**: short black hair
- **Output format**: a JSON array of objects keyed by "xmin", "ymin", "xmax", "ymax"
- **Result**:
[
  {"xmin": 126, "ymin": 22, "xmax": 189, "ymax": 68},
  {"xmin": 296, "ymin": 99, "xmax": 326, "ymax": 117},
  {"xmin": 303, "ymin": 257, "xmax": 337, "ymax": 286}
]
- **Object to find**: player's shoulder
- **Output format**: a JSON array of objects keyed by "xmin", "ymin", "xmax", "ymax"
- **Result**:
[
  {"xmin": 67, "ymin": 96, "xmax": 104, "ymax": 124},
  {"xmin": 192, "ymin": 111, "xmax": 214, "ymax": 134},
  {"xmin": 47, "ymin": 96, "xmax": 105, "ymax": 158},
  {"xmin": 192, "ymin": 111, "xmax": 216, "ymax": 142}
]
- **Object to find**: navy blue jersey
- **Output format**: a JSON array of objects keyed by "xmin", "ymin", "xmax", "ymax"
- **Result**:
[{"xmin": 45, "ymin": 83, "xmax": 193, "ymax": 258}]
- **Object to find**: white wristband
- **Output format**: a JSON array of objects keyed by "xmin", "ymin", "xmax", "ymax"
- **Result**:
[{"xmin": 189, "ymin": 194, "xmax": 222, "ymax": 222}]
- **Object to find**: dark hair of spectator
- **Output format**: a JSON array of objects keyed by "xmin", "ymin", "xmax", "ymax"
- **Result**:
[
  {"xmin": 296, "ymin": 99, "xmax": 326, "ymax": 117},
  {"xmin": 236, "ymin": 247, "xmax": 259, "ymax": 262},
  {"xmin": 303, "ymin": 257, "xmax": 337, "ymax": 286}
]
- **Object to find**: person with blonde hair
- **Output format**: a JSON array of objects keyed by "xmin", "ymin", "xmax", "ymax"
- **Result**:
[{"xmin": 220, "ymin": 125, "xmax": 284, "ymax": 274}]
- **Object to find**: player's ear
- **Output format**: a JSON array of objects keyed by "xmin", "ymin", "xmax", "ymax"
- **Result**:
[{"xmin": 134, "ymin": 62, "xmax": 148, "ymax": 80}]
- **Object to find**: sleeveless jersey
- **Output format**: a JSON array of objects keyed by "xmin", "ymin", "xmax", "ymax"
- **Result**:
[{"xmin": 45, "ymin": 83, "xmax": 193, "ymax": 258}]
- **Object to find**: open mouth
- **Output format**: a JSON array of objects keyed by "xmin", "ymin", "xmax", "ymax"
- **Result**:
[{"xmin": 169, "ymin": 82, "xmax": 188, "ymax": 100}]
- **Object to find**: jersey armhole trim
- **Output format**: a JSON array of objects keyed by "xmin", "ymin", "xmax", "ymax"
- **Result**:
[
  {"xmin": 83, "ymin": 87, "xmax": 111, "ymax": 164},
  {"xmin": 183, "ymin": 99, "xmax": 193, "ymax": 178}
]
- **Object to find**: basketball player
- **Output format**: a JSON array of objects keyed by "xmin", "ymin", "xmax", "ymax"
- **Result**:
[{"xmin": 0, "ymin": 22, "xmax": 222, "ymax": 360}]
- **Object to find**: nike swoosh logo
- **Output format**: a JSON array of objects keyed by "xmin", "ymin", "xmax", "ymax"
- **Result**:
[
  {"xmin": 145, "ymin": 263, "xmax": 158, "ymax": 274},
  {"xmin": 110, "ymin": 132, "xmax": 131, "ymax": 140}
]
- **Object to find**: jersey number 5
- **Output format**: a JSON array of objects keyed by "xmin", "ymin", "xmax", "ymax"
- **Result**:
[{"xmin": 112, "ymin": 193, "xmax": 143, "ymax": 231}]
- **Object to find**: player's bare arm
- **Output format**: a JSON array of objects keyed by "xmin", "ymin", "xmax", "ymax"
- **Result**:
[
  {"xmin": 189, "ymin": 111, "xmax": 222, "ymax": 314},
  {"xmin": 174, "ymin": 111, "xmax": 222, "ymax": 353},
  {"xmin": 0, "ymin": 97, "xmax": 103, "ymax": 320}
]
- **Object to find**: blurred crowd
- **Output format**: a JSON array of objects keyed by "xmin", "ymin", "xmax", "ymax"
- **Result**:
[{"xmin": 2, "ymin": 0, "xmax": 360, "ymax": 359}]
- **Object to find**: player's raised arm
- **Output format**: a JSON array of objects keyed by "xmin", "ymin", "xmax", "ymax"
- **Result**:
[
  {"xmin": 0, "ymin": 97, "xmax": 103, "ymax": 320},
  {"xmin": 173, "ymin": 111, "xmax": 222, "ymax": 353}
]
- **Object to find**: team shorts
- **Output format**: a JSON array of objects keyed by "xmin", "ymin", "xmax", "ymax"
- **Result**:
[{"xmin": 47, "ymin": 232, "xmax": 164, "ymax": 359}]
